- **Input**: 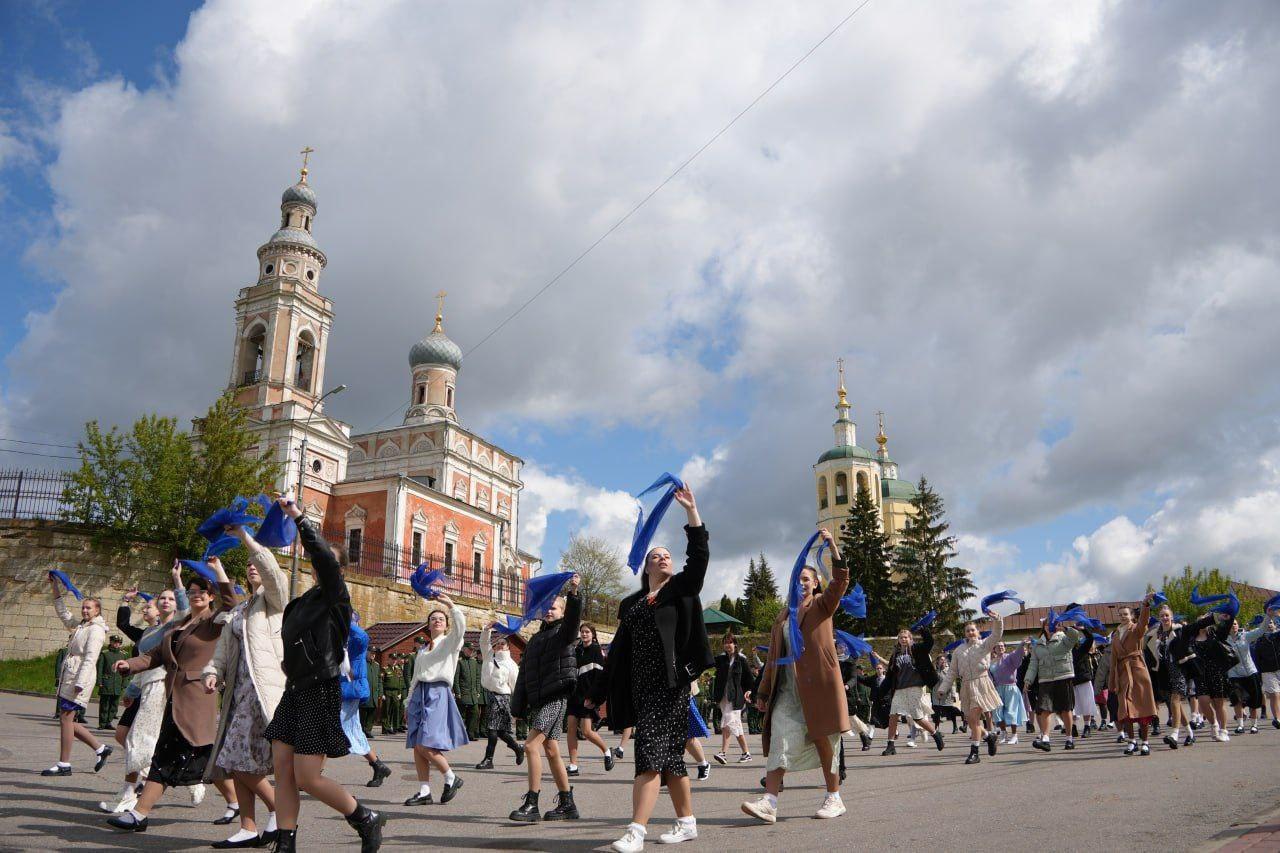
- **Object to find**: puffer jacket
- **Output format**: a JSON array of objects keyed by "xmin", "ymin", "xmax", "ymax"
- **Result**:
[
  {"xmin": 1254, "ymin": 626, "xmax": 1280, "ymax": 674},
  {"xmin": 1026, "ymin": 625, "xmax": 1081, "ymax": 684},
  {"xmin": 54, "ymin": 596, "xmax": 108, "ymax": 704},
  {"xmin": 511, "ymin": 592, "xmax": 581, "ymax": 719},
  {"xmin": 1228, "ymin": 622, "xmax": 1268, "ymax": 679},
  {"xmin": 341, "ymin": 622, "xmax": 371, "ymax": 702},
  {"xmin": 281, "ymin": 518, "xmax": 352, "ymax": 690}
]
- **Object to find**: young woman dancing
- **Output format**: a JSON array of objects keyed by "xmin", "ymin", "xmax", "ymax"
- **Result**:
[
  {"xmin": 1228, "ymin": 616, "xmax": 1268, "ymax": 734},
  {"xmin": 711, "ymin": 633, "xmax": 752, "ymax": 764},
  {"xmin": 881, "ymin": 624, "xmax": 944, "ymax": 755},
  {"xmin": 1109, "ymin": 596, "xmax": 1159, "ymax": 755},
  {"xmin": 945, "ymin": 611, "xmax": 1004, "ymax": 764},
  {"xmin": 340, "ymin": 614, "xmax": 392, "ymax": 787},
  {"xmin": 566, "ymin": 622, "xmax": 614, "ymax": 777},
  {"xmin": 263, "ymin": 498, "xmax": 386, "ymax": 852},
  {"xmin": 1026, "ymin": 619, "xmax": 1082, "ymax": 752},
  {"xmin": 475, "ymin": 619, "xmax": 525, "ymax": 769},
  {"xmin": 989, "ymin": 641, "xmax": 1027, "ymax": 744},
  {"xmin": 403, "ymin": 597, "xmax": 468, "ymax": 807},
  {"xmin": 1185, "ymin": 610, "xmax": 1235, "ymax": 742},
  {"xmin": 588, "ymin": 486, "xmax": 710, "ymax": 852},
  {"xmin": 509, "ymin": 575, "xmax": 584, "ymax": 822},
  {"xmin": 1147, "ymin": 606, "xmax": 1190, "ymax": 748},
  {"xmin": 45, "ymin": 576, "xmax": 111, "ymax": 778},
  {"xmin": 106, "ymin": 561, "xmax": 237, "ymax": 831},
  {"xmin": 742, "ymin": 529, "xmax": 849, "ymax": 823},
  {"xmin": 201, "ymin": 525, "xmax": 288, "ymax": 848},
  {"xmin": 1253, "ymin": 611, "xmax": 1280, "ymax": 729}
]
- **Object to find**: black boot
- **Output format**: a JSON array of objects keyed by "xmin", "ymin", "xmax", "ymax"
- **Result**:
[
  {"xmin": 543, "ymin": 788, "xmax": 579, "ymax": 821},
  {"xmin": 509, "ymin": 791, "xmax": 540, "ymax": 823},
  {"xmin": 345, "ymin": 802, "xmax": 386, "ymax": 853},
  {"xmin": 367, "ymin": 760, "xmax": 392, "ymax": 788},
  {"xmin": 859, "ymin": 732, "xmax": 872, "ymax": 751},
  {"xmin": 514, "ymin": 743, "xmax": 526, "ymax": 766},
  {"xmin": 881, "ymin": 741, "xmax": 896, "ymax": 756},
  {"xmin": 270, "ymin": 830, "xmax": 297, "ymax": 853},
  {"xmin": 965, "ymin": 745, "xmax": 980, "ymax": 765},
  {"xmin": 475, "ymin": 757, "xmax": 494, "ymax": 770}
]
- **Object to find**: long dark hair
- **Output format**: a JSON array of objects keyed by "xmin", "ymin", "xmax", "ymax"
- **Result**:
[{"xmin": 580, "ymin": 623, "xmax": 599, "ymax": 645}]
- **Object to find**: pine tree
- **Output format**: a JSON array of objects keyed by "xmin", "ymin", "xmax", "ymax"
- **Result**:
[
  {"xmin": 739, "ymin": 558, "xmax": 759, "ymax": 629},
  {"xmin": 755, "ymin": 552, "xmax": 780, "ymax": 600},
  {"xmin": 717, "ymin": 594, "xmax": 737, "ymax": 620},
  {"xmin": 837, "ymin": 484, "xmax": 899, "ymax": 636},
  {"xmin": 893, "ymin": 477, "xmax": 974, "ymax": 634}
]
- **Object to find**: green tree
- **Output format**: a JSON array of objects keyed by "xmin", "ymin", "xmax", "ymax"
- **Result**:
[
  {"xmin": 741, "ymin": 553, "xmax": 782, "ymax": 632},
  {"xmin": 893, "ymin": 477, "xmax": 974, "ymax": 634},
  {"xmin": 754, "ymin": 553, "xmax": 779, "ymax": 600},
  {"xmin": 717, "ymin": 594, "xmax": 737, "ymax": 620},
  {"xmin": 837, "ymin": 484, "xmax": 899, "ymax": 636},
  {"xmin": 559, "ymin": 532, "xmax": 627, "ymax": 606},
  {"xmin": 739, "ymin": 558, "xmax": 760, "ymax": 630},
  {"xmin": 752, "ymin": 598, "xmax": 785, "ymax": 633},
  {"xmin": 1148, "ymin": 566, "xmax": 1263, "ymax": 626}
]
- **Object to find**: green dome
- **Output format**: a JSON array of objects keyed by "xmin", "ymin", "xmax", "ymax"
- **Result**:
[
  {"xmin": 881, "ymin": 478, "xmax": 917, "ymax": 500},
  {"xmin": 817, "ymin": 444, "xmax": 875, "ymax": 464}
]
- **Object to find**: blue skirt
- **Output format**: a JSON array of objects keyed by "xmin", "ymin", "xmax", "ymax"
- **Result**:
[
  {"xmin": 405, "ymin": 681, "xmax": 469, "ymax": 752},
  {"xmin": 341, "ymin": 697, "xmax": 370, "ymax": 756},
  {"xmin": 993, "ymin": 683, "xmax": 1028, "ymax": 726},
  {"xmin": 687, "ymin": 698, "xmax": 710, "ymax": 740}
]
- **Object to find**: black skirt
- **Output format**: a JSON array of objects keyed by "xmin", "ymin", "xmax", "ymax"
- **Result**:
[
  {"xmin": 118, "ymin": 699, "xmax": 140, "ymax": 730},
  {"xmin": 264, "ymin": 677, "xmax": 349, "ymax": 758},
  {"xmin": 149, "ymin": 702, "xmax": 211, "ymax": 787}
]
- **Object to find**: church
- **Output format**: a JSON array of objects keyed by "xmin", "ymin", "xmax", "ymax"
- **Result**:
[
  {"xmin": 814, "ymin": 361, "xmax": 918, "ymax": 539},
  {"xmin": 223, "ymin": 159, "xmax": 539, "ymax": 606}
]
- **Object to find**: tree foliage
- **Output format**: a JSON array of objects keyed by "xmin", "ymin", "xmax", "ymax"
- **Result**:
[
  {"xmin": 1148, "ymin": 565, "xmax": 1264, "ymax": 626},
  {"xmin": 559, "ymin": 532, "xmax": 627, "ymax": 606},
  {"xmin": 892, "ymin": 477, "xmax": 974, "ymax": 634},
  {"xmin": 740, "ymin": 553, "xmax": 783, "ymax": 631}
]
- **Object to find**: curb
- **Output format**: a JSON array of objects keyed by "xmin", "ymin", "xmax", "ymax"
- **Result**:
[
  {"xmin": 0, "ymin": 688, "xmax": 57, "ymax": 699},
  {"xmin": 1192, "ymin": 803, "xmax": 1280, "ymax": 851}
]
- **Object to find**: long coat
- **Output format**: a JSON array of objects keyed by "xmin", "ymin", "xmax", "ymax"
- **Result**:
[
  {"xmin": 54, "ymin": 597, "xmax": 108, "ymax": 704},
  {"xmin": 123, "ymin": 581, "xmax": 238, "ymax": 748},
  {"xmin": 1109, "ymin": 603, "xmax": 1157, "ymax": 723},
  {"xmin": 756, "ymin": 557, "xmax": 850, "ymax": 755}
]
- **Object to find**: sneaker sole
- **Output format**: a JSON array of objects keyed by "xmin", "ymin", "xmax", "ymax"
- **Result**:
[
  {"xmin": 814, "ymin": 808, "xmax": 846, "ymax": 819},
  {"xmin": 713, "ymin": 755, "xmax": 727, "ymax": 765},
  {"xmin": 741, "ymin": 803, "xmax": 776, "ymax": 824}
]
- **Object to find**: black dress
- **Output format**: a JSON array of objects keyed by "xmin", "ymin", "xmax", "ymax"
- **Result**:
[{"xmin": 624, "ymin": 597, "xmax": 688, "ymax": 779}]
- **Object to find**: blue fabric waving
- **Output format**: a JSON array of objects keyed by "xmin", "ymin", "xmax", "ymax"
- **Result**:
[
  {"xmin": 979, "ymin": 590, "xmax": 1024, "ymax": 613},
  {"xmin": 840, "ymin": 583, "xmax": 867, "ymax": 619},
  {"xmin": 409, "ymin": 564, "xmax": 446, "ymax": 600},
  {"xmin": 342, "ymin": 622, "xmax": 371, "ymax": 702},
  {"xmin": 48, "ymin": 569, "xmax": 83, "ymax": 601},
  {"xmin": 524, "ymin": 572, "xmax": 574, "ymax": 623},
  {"xmin": 834, "ymin": 630, "xmax": 873, "ymax": 661},
  {"xmin": 1151, "ymin": 591, "xmax": 1168, "ymax": 606},
  {"xmin": 1250, "ymin": 615, "xmax": 1265, "ymax": 629},
  {"xmin": 491, "ymin": 614, "xmax": 525, "ymax": 637},
  {"xmin": 135, "ymin": 591, "xmax": 153, "ymax": 602},
  {"xmin": 626, "ymin": 473, "xmax": 684, "ymax": 574},
  {"xmin": 1190, "ymin": 585, "xmax": 1239, "ymax": 617},
  {"xmin": 775, "ymin": 531, "xmax": 823, "ymax": 666},
  {"xmin": 254, "ymin": 501, "xmax": 297, "ymax": 548},
  {"xmin": 196, "ymin": 496, "xmax": 262, "ymax": 542},
  {"xmin": 1048, "ymin": 606, "xmax": 1089, "ymax": 631},
  {"xmin": 1266, "ymin": 593, "xmax": 1280, "ymax": 613},
  {"xmin": 911, "ymin": 610, "xmax": 937, "ymax": 632},
  {"xmin": 203, "ymin": 533, "xmax": 240, "ymax": 559}
]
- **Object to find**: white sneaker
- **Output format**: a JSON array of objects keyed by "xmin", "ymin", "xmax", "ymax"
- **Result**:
[
  {"xmin": 658, "ymin": 821, "xmax": 698, "ymax": 844},
  {"xmin": 1217, "ymin": 730, "xmax": 1231, "ymax": 743},
  {"xmin": 904, "ymin": 739, "xmax": 916, "ymax": 748},
  {"xmin": 997, "ymin": 732, "xmax": 1008, "ymax": 744},
  {"xmin": 188, "ymin": 782, "xmax": 206, "ymax": 805},
  {"xmin": 612, "ymin": 826, "xmax": 646, "ymax": 852},
  {"xmin": 741, "ymin": 796, "xmax": 777, "ymax": 824},
  {"xmin": 815, "ymin": 794, "xmax": 846, "ymax": 819},
  {"xmin": 98, "ymin": 790, "xmax": 138, "ymax": 814},
  {"xmin": 1006, "ymin": 734, "xmax": 1019, "ymax": 745}
]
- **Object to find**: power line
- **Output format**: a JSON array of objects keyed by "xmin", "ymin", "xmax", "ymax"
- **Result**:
[
  {"xmin": 0, "ymin": 446, "xmax": 80, "ymax": 460},
  {"xmin": 0, "ymin": 436, "xmax": 80, "ymax": 449},
  {"xmin": 366, "ymin": 0, "xmax": 875, "ymax": 432}
]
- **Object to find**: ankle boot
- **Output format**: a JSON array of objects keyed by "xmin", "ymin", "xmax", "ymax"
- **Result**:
[
  {"xmin": 475, "ymin": 757, "xmax": 494, "ymax": 770},
  {"xmin": 270, "ymin": 830, "xmax": 297, "ymax": 853},
  {"xmin": 345, "ymin": 802, "xmax": 386, "ymax": 853},
  {"xmin": 509, "ymin": 790, "xmax": 540, "ymax": 823},
  {"xmin": 543, "ymin": 788, "xmax": 579, "ymax": 821},
  {"xmin": 367, "ymin": 760, "xmax": 392, "ymax": 787}
]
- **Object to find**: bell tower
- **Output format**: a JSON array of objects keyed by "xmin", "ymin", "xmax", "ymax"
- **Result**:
[{"xmin": 813, "ymin": 359, "xmax": 880, "ymax": 534}]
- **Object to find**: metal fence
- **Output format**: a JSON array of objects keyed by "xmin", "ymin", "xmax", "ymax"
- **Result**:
[{"xmin": 0, "ymin": 469, "xmax": 73, "ymax": 521}]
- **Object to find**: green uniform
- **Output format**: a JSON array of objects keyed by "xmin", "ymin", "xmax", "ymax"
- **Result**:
[
  {"xmin": 362, "ymin": 659, "xmax": 382, "ymax": 736},
  {"xmin": 454, "ymin": 654, "xmax": 485, "ymax": 739},
  {"xmin": 96, "ymin": 647, "xmax": 128, "ymax": 728},
  {"xmin": 382, "ymin": 661, "xmax": 406, "ymax": 735}
]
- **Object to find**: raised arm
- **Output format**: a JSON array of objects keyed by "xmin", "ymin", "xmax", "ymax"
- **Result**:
[
  {"xmin": 918, "ymin": 627, "xmax": 935, "ymax": 655},
  {"xmin": 557, "ymin": 580, "xmax": 583, "ymax": 646},
  {"xmin": 413, "ymin": 602, "xmax": 467, "ymax": 681},
  {"xmin": 480, "ymin": 620, "xmax": 495, "ymax": 665},
  {"xmin": 51, "ymin": 584, "xmax": 78, "ymax": 631},
  {"xmin": 116, "ymin": 601, "xmax": 144, "ymax": 644},
  {"xmin": 668, "ymin": 487, "xmax": 709, "ymax": 597},
  {"xmin": 812, "ymin": 529, "xmax": 849, "ymax": 621},
  {"xmin": 235, "ymin": 525, "xmax": 290, "ymax": 612},
  {"xmin": 979, "ymin": 613, "xmax": 1004, "ymax": 652},
  {"xmin": 1078, "ymin": 629, "xmax": 1094, "ymax": 655},
  {"xmin": 282, "ymin": 497, "xmax": 346, "ymax": 603}
]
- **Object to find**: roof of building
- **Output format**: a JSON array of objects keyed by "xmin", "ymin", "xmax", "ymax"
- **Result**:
[
  {"xmin": 282, "ymin": 181, "xmax": 317, "ymax": 209},
  {"xmin": 365, "ymin": 621, "xmax": 427, "ymax": 652},
  {"xmin": 881, "ymin": 477, "xmax": 917, "ymax": 500},
  {"xmin": 409, "ymin": 329, "xmax": 463, "ymax": 371},
  {"xmin": 817, "ymin": 444, "xmax": 875, "ymax": 464},
  {"xmin": 265, "ymin": 226, "xmax": 319, "ymax": 249}
]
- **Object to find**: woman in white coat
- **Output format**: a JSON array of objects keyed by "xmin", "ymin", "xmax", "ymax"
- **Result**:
[
  {"xmin": 475, "ymin": 617, "xmax": 525, "ymax": 769},
  {"xmin": 945, "ymin": 611, "xmax": 1003, "ymax": 765},
  {"xmin": 45, "ymin": 576, "xmax": 112, "ymax": 777},
  {"xmin": 202, "ymin": 526, "xmax": 288, "ymax": 848}
]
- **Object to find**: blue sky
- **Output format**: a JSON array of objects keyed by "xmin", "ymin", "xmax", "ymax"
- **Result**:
[{"xmin": 3, "ymin": 1, "xmax": 1279, "ymax": 605}]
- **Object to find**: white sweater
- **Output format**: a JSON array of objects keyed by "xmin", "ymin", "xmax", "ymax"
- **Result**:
[
  {"xmin": 413, "ymin": 605, "xmax": 466, "ymax": 686},
  {"xmin": 480, "ymin": 625, "xmax": 519, "ymax": 695}
]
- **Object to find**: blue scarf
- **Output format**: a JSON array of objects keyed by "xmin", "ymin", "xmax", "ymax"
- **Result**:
[
  {"xmin": 254, "ymin": 501, "xmax": 297, "ymax": 548},
  {"xmin": 1190, "ymin": 585, "xmax": 1239, "ymax": 617},
  {"xmin": 910, "ymin": 610, "xmax": 937, "ymax": 632},
  {"xmin": 840, "ymin": 583, "xmax": 867, "ymax": 619},
  {"xmin": 627, "ymin": 473, "xmax": 684, "ymax": 574},
  {"xmin": 775, "ymin": 531, "xmax": 823, "ymax": 666},
  {"xmin": 979, "ymin": 590, "xmax": 1023, "ymax": 613},
  {"xmin": 834, "ymin": 630, "xmax": 873, "ymax": 661},
  {"xmin": 410, "ymin": 564, "xmax": 445, "ymax": 600},
  {"xmin": 48, "ymin": 569, "xmax": 83, "ymax": 601},
  {"xmin": 177, "ymin": 560, "xmax": 244, "ymax": 595}
]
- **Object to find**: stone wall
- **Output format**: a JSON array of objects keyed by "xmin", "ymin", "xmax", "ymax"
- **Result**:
[{"xmin": 0, "ymin": 519, "xmax": 610, "ymax": 661}]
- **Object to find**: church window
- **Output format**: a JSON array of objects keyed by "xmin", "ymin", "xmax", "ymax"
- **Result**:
[
  {"xmin": 311, "ymin": 459, "xmax": 322, "ymax": 474},
  {"xmin": 304, "ymin": 215, "xmax": 311, "ymax": 230},
  {"xmin": 239, "ymin": 325, "xmax": 266, "ymax": 386},
  {"xmin": 856, "ymin": 471, "xmax": 869, "ymax": 497},
  {"xmin": 306, "ymin": 269, "xmax": 315, "ymax": 281},
  {"xmin": 264, "ymin": 263, "xmax": 274, "ymax": 275},
  {"xmin": 446, "ymin": 387, "xmax": 454, "ymax": 408},
  {"xmin": 294, "ymin": 332, "xmax": 316, "ymax": 392},
  {"xmin": 473, "ymin": 550, "xmax": 482, "ymax": 584},
  {"xmin": 411, "ymin": 531, "xmax": 423, "ymax": 566},
  {"xmin": 817, "ymin": 476, "xmax": 829, "ymax": 510},
  {"xmin": 835, "ymin": 472, "xmax": 849, "ymax": 505},
  {"xmin": 416, "ymin": 385, "xmax": 426, "ymax": 405},
  {"xmin": 444, "ymin": 542, "xmax": 455, "ymax": 576},
  {"xmin": 347, "ymin": 528, "xmax": 363, "ymax": 567}
]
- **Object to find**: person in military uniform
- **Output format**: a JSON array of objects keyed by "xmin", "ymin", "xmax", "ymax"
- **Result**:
[
  {"xmin": 362, "ymin": 649, "xmax": 382, "ymax": 737},
  {"xmin": 95, "ymin": 635, "xmax": 129, "ymax": 729},
  {"xmin": 382, "ymin": 653, "xmax": 406, "ymax": 736},
  {"xmin": 454, "ymin": 643, "xmax": 485, "ymax": 740}
]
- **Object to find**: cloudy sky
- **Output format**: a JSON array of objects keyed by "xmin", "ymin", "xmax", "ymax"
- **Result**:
[{"xmin": 2, "ymin": 0, "xmax": 1279, "ymax": 607}]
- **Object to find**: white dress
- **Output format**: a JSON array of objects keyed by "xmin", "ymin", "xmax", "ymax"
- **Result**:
[{"xmin": 765, "ymin": 637, "xmax": 839, "ymax": 774}]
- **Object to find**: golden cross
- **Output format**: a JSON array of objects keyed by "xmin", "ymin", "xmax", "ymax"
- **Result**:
[
  {"xmin": 877, "ymin": 410, "xmax": 885, "ymax": 431},
  {"xmin": 436, "ymin": 290, "xmax": 447, "ymax": 316},
  {"xmin": 299, "ymin": 146, "xmax": 314, "ymax": 180}
]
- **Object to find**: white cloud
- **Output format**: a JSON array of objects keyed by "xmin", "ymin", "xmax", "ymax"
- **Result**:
[{"xmin": 518, "ymin": 463, "xmax": 637, "ymax": 561}]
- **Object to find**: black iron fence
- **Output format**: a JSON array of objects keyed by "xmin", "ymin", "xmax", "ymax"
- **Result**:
[{"xmin": 0, "ymin": 469, "xmax": 74, "ymax": 521}]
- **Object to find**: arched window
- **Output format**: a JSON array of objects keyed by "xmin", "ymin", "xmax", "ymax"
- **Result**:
[
  {"xmin": 446, "ymin": 386, "xmax": 454, "ymax": 408},
  {"xmin": 239, "ymin": 324, "xmax": 266, "ymax": 386},
  {"xmin": 416, "ymin": 384, "xmax": 426, "ymax": 404},
  {"xmin": 817, "ymin": 475, "xmax": 829, "ymax": 510},
  {"xmin": 294, "ymin": 332, "xmax": 315, "ymax": 392},
  {"xmin": 856, "ymin": 471, "xmax": 869, "ymax": 498},
  {"xmin": 834, "ymin": 472, "xmax": 849, "ymax": 505}
]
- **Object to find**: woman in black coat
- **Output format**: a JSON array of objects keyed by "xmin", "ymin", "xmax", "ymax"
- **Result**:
[
  {"xmin": 710, "ymin": 633, "xmax": 751, "ymax": 763},
  {"xmin": 267, "ymin": 497, "xmax": 384, "ymax": 853},
  {"xmin": 588, "ymin": 486, "xmax": 709, "ymax": 852},
  {"xmin": 566, "ymin": 623, "xmax": 615, "ymax": 778}
]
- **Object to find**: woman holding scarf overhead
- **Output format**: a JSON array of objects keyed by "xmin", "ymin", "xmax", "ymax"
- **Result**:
[
  {"xmin": 588, "ymin": 485, "xmax": 710, "ymax": 853},
  {"xmin": 944, "ymin": 611, "xmax": 1004, "ymax": 764},
  {"xmin": 881, "ymin": 622, "xmax": 944, "ymax": 755},
  {"xmin": 1109, "ymin": 595, "xmax": 1159, "ymax": 755},
  {"xmin": 106, "ymin": 559, "xmax": 237, "ymax": 831},
  {"xmin": 265, "ymin": 497, "xmax": 386, "ymax": 853},
  {"xmin": 202, "ymin": 525, "xmax": 289, "ymax": 848},
  {"xmin": 989, "ymin": 641, "xmax": 1028, "ymax": 745},
  {"xmin": 45, "ymin": 575, "xmax": 112, "ymax": 778},
  {"xmin": 403, "ymin": 597, "xmax": 468, "ymax": 808},
  {"xmin": 741, "ymin": 528, "xmax": 849, "ymax": 823}
]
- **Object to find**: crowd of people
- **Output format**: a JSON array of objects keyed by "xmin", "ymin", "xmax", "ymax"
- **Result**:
[{"xmin": 40, "ymin": 484, "xmax": 1280, "ymax": 851}]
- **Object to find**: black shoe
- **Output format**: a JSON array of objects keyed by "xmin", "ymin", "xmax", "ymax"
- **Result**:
[
  {"xmin": 1272, "ymin": 719, "xmax": 1280, "ymax": 730},
  {"xmin": 1081, "ymin": 725, "xmax": 1091, "ymax": 739},
  {"xmin": 515, "ymin": 744, "xmax": 526, "ymax": 766},
  {"xmin": 346, "ymin": 803, "xmax": 386, "ymax": 853},
  {"xmin": 932, "ymin": 731, "xmax": 945, "ymax": 751},
  {"xmin": 1163, "ymin": 735, "xmax": 1179, "ymax": 750},
  {"xmin": 985, "ymin": 732, "xmax": 998, "ymax": 757},
  {"xmin": 1071, "ymin": 725, "xmax": 1079, "ymax": 738},
  {"xmin": 214, "ymin": 806, "xmax": 240, "ymax": 825},
  {"xmin": 1152, "ymin": 722, "xmax": 1161, "ymax": 736},
  {"xmin": 403, "ymin": 792, "xmax": 433, "ymax": 806},
  {"xmin": 1124, "ymin": 741, "xmax": 1138, "ymax": 755},
  {"xmin": 40, "ymin": 765, "xmax": 71, "ymax": 777},
  {"xmin": 509, "ymin": 791, "xmax": 540, "ymax": 823},
  {"xmin": 1025, "ymin": 722, "xmax": 1034, "ymax": 733},
  {"xmin": 612, "ymin": 747, "xmax": 624, "ymax": 759},
  {"xmin": 604, "ymin": 752, "xmax": 615, "ymax": 772},
  {"xmin": 106, "ymin": 813, "xmax": 148, "ymax": 832},
  {"xmin": 696, "ymin": 762, "xmax": 709, "ymax": 781},
  {"xmin": 1184, "ymin": 734, "xmax": 1196, "ymax": 747},
  {"xmin": 439, "ymin": 775, "xmax": 463, "ymax": 804},
  {"xmin": 543, "ymin": 788, "xmax": 579, "ymax": 821},
  {"xmin": 1139, "ymin": 743, "xmax": 1150, "ymax": 756},
  {"xmin": 758, "ymin": 775, "xmax": 784, "ymax": 792},
  {"xmin": 567, "ymin": 765, "xmax": 580, "ymax": 777},
  {"xmin": 475, "ymin": 758, "xmax": 494, "ymax": 770},
  {"xmin": 94, "ymin": 746, "xmax": 113, "ymax": 773},
  {"xmin": 965, "ymin": 747, "xmax": 980, "ymax": 765},
  {"xmin": 259, "ymin": 830, "xmax": 278, "ymax": 848},
  {"xmin": 367, "ymin": 760, "xmax": 391, "ymax": 788},
  {"xmin": 1064, "ymin": 740, "xmax": 1075, "ymax": 751},
  {"xmin": 881, "ymin": 742, "xmax": 896, "ymax": 756},
  {"xmin": 1032, "ymin": 739, "xmax": 1051, "ymax": 752},
  {"xmin": 859, "ymin": 733, "xmax": 872, "ymax": 751},
  {"xmin": 211, "ymin": 834, "xmax": 262, "ymax": 848},
  {"xmin": 270, "ymin": 829, "xmax": 297, "ymax": 853}
]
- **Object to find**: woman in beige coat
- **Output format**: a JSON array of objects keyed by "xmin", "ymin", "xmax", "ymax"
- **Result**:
[
  {"xmin": 44, "ymin": 576, "xmax": 112, "ymax": 776},
  {"xmin": 203, "ymin": 526, "xmax": 288, "ymax": 848},
  {"xmin": 944, "ymin": 611, "xmax": 1003, "ymax": 765},
  {"xmin": 1109, "ymin": 594, "xmax": 1158, "ymax": 756}
]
